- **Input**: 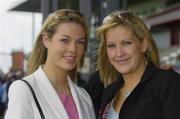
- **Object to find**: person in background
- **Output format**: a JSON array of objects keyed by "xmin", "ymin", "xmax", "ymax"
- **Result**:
[
  {"xmin": 5, "ymin": 9, "xmax": 95, "ymax": 119},
  {"xmin": 0, "ymin": 74, "xmax": 5, "ymax": 118},
  {"xmin": 96, "ymin": 10, "xmax": 180, "ymax": 119}
]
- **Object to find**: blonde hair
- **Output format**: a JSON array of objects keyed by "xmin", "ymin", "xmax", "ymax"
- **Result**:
[
  {"xmin": 96, "ymin": 10, "xmax": 160, "ymax": 87},
  {"xmin": 28, "ymin": 9, "xmax": 88, "ymax": 80}
]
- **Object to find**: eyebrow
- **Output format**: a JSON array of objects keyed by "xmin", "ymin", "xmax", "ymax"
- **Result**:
[
  {"xmin": 106, "ymin": 39, "xmax": 133, "ymax": 43},
  {"xmin": 78, "ymin": 37, "xmax": 86, "ymax": 40},
  {"xmin": 61, "ymin": 34, "xmax": 86, "ymax": 40},
  {"xmin": 106, "ymin": 41, "xmax": 115, "ymax": 45},
  {"xmin": 61, "ymin": 34, "xmax": 70, "ymax": 38}
]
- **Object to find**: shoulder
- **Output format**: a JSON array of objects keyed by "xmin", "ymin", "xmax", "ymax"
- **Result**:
[
  {"xmin": 8, "ymin": 73, "xmax": 35, "ymax": 100},
  {"xmin": 8, "ymin": 79, "xmax": 32, "ymax": 100},
  {"xmin": 6, "ymin": 79, "xmax": 33, "ymax": 114},
  {"xmin": 5, "ymin": 79, "xmax": 35, "ymax": 119},
  {"xmin": 151, "ymin": 68, "xmax": 180, "ymax": 96},
  {"xmin": 145, "ymin": 62, "xmax": 180, "ymax": 83},
  {"xmin": 153, "ymin": 68, "xmax": 180, "ymax": 84},
  {"xmin": 156, "ymin": 68, "xmax": 180, "ymax": 78}
]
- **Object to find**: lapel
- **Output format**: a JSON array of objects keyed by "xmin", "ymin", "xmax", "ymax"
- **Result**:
[
  {"xmin": 139, "ymin": 62, "xmax": 157, "ymax": 84},
  {"xmin": 34, "ymin": 66, "xmax": 69, "ymax": 119},
  {"xmin": 100, "ymin": 76, "xmax": 124, "ymax": 110}
]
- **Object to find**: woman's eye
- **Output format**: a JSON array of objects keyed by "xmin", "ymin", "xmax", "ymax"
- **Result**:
[
  {"xmin": 60, "ymin": 38, "xmax": 69, "ymax": 43},
  {"xmin": 122, "ymin": 41, "xmax": 132, "ymax": 46},
  {"xmin": 77, "ymin": 40, "xmax": 86, "ymax": 45},
  {"xmin": 107, "ymin": 44, "xmax": 116, "ymax": 48}
]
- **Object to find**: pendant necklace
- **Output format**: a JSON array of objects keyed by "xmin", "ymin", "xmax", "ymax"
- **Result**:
[{"xmin": 125, "ymin": 91, "xmax": 131, "ymax": 98}]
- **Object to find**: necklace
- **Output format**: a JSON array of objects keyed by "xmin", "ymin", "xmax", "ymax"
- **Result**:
[{"xmin": 125, "ymin": 91, "xmax": 131, "ymax": 98}]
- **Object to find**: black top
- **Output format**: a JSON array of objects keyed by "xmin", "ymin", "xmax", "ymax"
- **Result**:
[{"xmin": 100, "ymin": 62, "xmax": 180, "ymax": 119}]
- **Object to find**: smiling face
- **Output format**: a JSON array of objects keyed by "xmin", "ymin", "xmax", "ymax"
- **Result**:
[
  {"xmin": 106, "ymin": 25, "xmax": 147, "ymax": 76},
  {"xmin": 43, "ymin": 22, "xmax": 86, "ymax": 72}
]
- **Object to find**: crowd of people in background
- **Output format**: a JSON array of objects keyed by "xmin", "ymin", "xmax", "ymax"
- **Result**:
[{"xmin": 0, "ymin": 70, "xmax": 24, "ymax": 118}]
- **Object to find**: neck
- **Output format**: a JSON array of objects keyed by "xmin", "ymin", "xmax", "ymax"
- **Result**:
[{"xmin": 42, "ymin": 63, "xmax": 70, "ymax": 95}]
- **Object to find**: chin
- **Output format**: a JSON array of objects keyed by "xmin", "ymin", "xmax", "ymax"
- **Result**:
[
  {"xmin": 119, "ymin": 71, "xmax": 129, "ymax": 75},
  {"xmin": 63, "ymin": 67, "xmax": 74, "ymax": 71},
  {"xmin": 117, "ymin": 68, "xmax": 130, "ymax": 75},
  {"xmin": 64, "ymin": 65, "xmax": 77, "ymax": 70}
]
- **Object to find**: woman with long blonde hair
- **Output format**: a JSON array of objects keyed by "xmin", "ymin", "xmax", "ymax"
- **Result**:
[{"xmin": 5, "ymin": 9, "xmax": 95, "ymax": 119}]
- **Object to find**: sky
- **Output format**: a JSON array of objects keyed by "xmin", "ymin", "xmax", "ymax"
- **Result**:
[{"xmin": 0, "ymin": 0, "xmax": 42, "ymax": 73}]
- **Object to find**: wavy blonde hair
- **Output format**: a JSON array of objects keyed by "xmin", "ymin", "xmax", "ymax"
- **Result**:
[
  {"xmin": 27, "ymin": 9, "xmax": 88, "ymax": 80},
  {"xmin": 96, "ymin": 10, "xmax": 160, "ymax": 87}
]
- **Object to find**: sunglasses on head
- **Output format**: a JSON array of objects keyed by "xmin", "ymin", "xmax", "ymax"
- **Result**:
[
  {"xmin": 103, "ymin": 10, "xmax": 137, "ymax": 24},
  {"xmin": 54, "ymin": 9, "xmax": 84, "ymax": 18}
]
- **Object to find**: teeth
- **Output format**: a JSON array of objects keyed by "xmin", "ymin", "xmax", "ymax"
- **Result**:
[
  {"xmin": 65, "ymin": 56, "xmax": 75, "ymax": 60},
  {"xmin": 116, "ymin": 59, "xmax": 128, "ymax": 64},
  {"xmin": 116, "ymin": 59, "xmax": 125, "ymax": 62}
]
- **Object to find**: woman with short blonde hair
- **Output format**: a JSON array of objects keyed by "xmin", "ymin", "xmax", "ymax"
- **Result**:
[{"xmin": 97, "ymin": 10, "xmax": 180, "ymax": 119}]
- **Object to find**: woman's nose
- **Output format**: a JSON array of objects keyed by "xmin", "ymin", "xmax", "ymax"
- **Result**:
[
  {"xmin": 68, "ymin": 41, "xmax": 76, "ymax": 52},
  {"xmin": 116, "ymin": 46, "xmax": 124, "ymax": 57}
]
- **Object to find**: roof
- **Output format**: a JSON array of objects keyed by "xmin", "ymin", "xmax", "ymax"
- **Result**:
[
  {"xmin": 9, "ymin": 0, "xmax": 40, "ymax": 12},
  {"xmin": 148, "ymin": 3, "xmax": 180, "ymax": 26}
]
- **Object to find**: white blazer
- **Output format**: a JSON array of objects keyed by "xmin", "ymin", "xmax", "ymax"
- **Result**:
[{"xmin": 5, "ymin": 66, "xmax": 95, "ymax": 119}]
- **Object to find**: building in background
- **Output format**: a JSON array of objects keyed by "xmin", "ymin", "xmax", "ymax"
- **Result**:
[
  {"xmin": 11, "ymin": 51, "xmax": 24, "ymax": 72},
  {"xmin": 0, "ymin": 0, "xmax": 42, "ymax": 74},
  {"xmin": 8, "ymin": 0, "xmax": 180, "ymax": 76}
]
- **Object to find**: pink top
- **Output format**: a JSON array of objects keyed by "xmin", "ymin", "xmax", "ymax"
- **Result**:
[{"xmin": 59, "ymin": 94, "xmax": 79, "ymax": 119}]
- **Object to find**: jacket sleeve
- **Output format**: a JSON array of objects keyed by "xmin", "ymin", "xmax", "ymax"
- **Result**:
[
  {"xmin": 161, "ymin": 72, "xmax": 180, "ymax": 119},
  {"xmin": 4, "ymin": 80, "xmax": 34, "ymax": 119}
]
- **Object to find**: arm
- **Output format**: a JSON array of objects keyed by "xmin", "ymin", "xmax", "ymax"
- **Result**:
[{"xmin": 4, "ymin": 80, "xmax": 34, "ymax": 119}]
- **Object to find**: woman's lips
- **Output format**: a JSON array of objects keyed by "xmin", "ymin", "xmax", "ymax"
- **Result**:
[{"xmin": 64, "ymin": 56, "xmax": 76, "ymax": 63}]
